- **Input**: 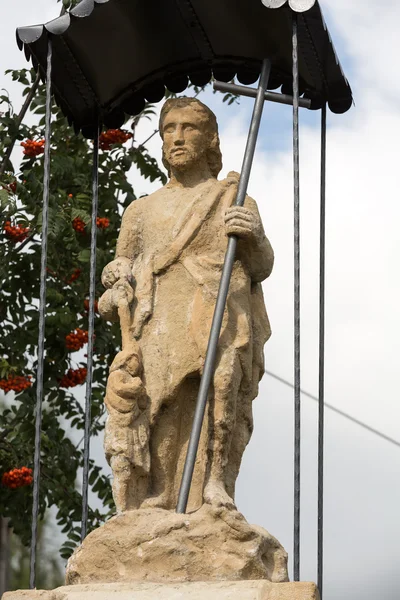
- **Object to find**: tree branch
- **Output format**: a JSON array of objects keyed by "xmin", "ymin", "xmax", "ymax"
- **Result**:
[
  {"xmin": 11, "ymin": 233, "xmax": 37, "ymax": 254},
  {"xmin": 0, "ymin": 72, "xmax": 41, "ymax": 179},
  {"xmin": 0, "ymin": 5, "xmax": 67, "ymax": 179}
]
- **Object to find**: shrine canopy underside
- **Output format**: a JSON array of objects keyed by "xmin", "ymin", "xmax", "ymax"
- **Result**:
[{"xmin": 16, "ymin": 0, "xmax": 353, "ymax": 136}]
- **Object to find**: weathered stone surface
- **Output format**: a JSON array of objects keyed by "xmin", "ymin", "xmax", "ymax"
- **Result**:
[
  {"xmin": 98, "ymin": 97, "xmax": 274, "ymax": 514},
  {"xmin": 2, "ymin": 581, "xmax": 320, "ymax": 600},
  {"xmin": 65, "ymin": 504, "xmax": 288, "ymax": 585}
]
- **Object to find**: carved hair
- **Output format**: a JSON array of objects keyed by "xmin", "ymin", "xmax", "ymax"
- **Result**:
[{"xmin": 159, "ymin": 97, "xmax": 223, "ymax": 178}]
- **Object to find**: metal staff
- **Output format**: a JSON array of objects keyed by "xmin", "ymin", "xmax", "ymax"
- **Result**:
[{"xmin": 176, "ymin": 58, "xmax": 272, "ymax": 514}]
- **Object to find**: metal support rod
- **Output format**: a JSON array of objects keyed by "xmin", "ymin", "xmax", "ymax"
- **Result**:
[
  {"xmin": 81, "ymin": 124, "xmax": 100, "ymax": 541},
  {"xmin": 318, "ymin": 103, "xmax": 327, "ymax": 599},
  {"xmin": 213, "ymin": 80, "xmax": 312, "ymax": 110},
  {"xmin": 292, "ymin": 13, "xmax": 301, "ymax": 583},
  {"xmin": 176, "ymin": 59, "xmax": 272, "ymax": 514},
  {"xmin": 29, "ymin": 36, "xmax": 52, "ymax": 591}
]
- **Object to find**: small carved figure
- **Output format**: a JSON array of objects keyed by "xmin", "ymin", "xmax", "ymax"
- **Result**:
[
  {"xmin": 99, "ymin": 97, "xmax": 274, "ymax": 512},
  {"xmin": 102, "ymin": 279, "xmax": 150, "ymax": 512}
]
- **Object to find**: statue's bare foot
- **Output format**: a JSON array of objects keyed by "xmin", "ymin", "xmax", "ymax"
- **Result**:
[
  {"xmin": 140, "ymin": 493, "xmax": 170, "ymax": 510},
  {"xmin": 204, "ymin": 480, "xmax": 236, "ymax": 510}
]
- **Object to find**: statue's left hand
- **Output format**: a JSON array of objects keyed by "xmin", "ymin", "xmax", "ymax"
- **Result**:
[
  {"xmin": 102, "ymin": 257, "xmax": 133, "ymax": 289},
  {"xmin": 113, "ymin": 280, "xmax": 134, "ymax": 308},
  {"xmin": 224, "ymin": 206, "xmax": 264, "ymax": 245}
]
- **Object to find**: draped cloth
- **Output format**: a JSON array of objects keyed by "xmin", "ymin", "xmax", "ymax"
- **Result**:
[{"xmin": 102, "ymin": 173, "xmax": 273, "ymax": 504}]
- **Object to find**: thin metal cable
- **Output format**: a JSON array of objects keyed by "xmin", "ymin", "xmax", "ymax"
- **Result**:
[
  {"xmin": 29, "ymin": 36, "xmax": 52, "ymax": 591},
  {"xmin": 265, "ymin": 369, "xmax": 400, "ymax": 449},
  {"xmin": 292, "ymin": 12, "xmax": 301, "ymax": 583},
  {"xmin": 318, "ymin": 103, "xmax": 327, "ymax": 599},
  {"xmin": 81, "ymin": 124, "xmax": 99, "ymax": 541}
]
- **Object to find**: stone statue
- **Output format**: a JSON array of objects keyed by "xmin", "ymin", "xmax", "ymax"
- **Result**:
[
  {"xmin": 65, "ymin": 98, "xmax": 289, "ymax": 586},
  {"xmin": 98, "ymin": 97, "xmax": 274, "ymax": 513}
]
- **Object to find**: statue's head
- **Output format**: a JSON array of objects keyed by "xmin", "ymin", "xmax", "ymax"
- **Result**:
[{"xmin": 159, "ymin": 97, "xmax": 222, "ymax": 178}]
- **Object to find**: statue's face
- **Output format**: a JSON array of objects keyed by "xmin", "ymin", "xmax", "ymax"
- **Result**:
[{"xmin": 162, "ymin": 106, "xmax": 209, "ymax": 171}]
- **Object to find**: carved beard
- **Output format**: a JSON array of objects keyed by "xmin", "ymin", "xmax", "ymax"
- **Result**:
[{"xmin": 165, "ymin": 146, "xmax": 206, "ymax": 172}]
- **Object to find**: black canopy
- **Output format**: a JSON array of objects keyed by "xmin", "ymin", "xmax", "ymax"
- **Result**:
[{"xmin": 17, "ymin": 0, "xmax": 352, "ymax": 135}]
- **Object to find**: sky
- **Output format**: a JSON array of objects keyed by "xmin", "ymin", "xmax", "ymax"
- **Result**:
[{"xmin": 1, "ymin": 2, "xmax": 400, "ymax": 599}]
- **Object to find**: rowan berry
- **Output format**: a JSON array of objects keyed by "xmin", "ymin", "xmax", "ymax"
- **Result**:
[
  {"xmin": 67, "ymin": 268, "xmax": 81, "ymax": 284},
  {"xmin": 1, "ymin": 181, "xmax": 17, "ymax": 194},
  {"xmin": 72, "ymin": 217, "xmax": 86, "ymax": 233},
  {"xmin": 2, "ymin": 467, "xmax": 33, "ymax": 489},
  {"xmin": 21, "ymin": 139, "xmax": 45, "ymax": 158},
  {"xmin": 59, "ymin": 367, "xmax": 87, "ymax": 388},
  {"xmin": 83, "ymin": 299, "xmax": 99, "ymax": 313},
  {"xmin": 96, "ymin": 217, "xmax": 110, "ymax": 229},
  {"xmin": 3, "ymin": 220, "xmax": 30, "ymax": 243},
  {"xmin": 65, "ymin": 328, "xmax": 89, "ymax": 351},
  {"xmin": 0, "ymin": 374, "xmax": 32, "ymax": 394},
  {"xmin": 99, "ymin": 129, "xmax": 132, "ymax": 151}
]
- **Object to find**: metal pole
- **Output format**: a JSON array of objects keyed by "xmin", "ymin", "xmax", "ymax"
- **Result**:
[
  {"xmin": 213, "ymin": 80, "xmax": 312, "ymax": 110},
  {"xmin": 318, "ymin": 103, "xmax": 327, "ymax": 599},
  {"xmin": 81, "ymin": 123, "xmax": 100, "ymax": 541},
  {"xmin": 292, "ymin": 12, "xmax": 301, "ymax": 583},
  {"xmin": 29, "ymin": 36, "xmax": 52, "ymax": 590},
  {"xmin": 176, "ymin": 59, "xmax": 272, "ymax": 514}
]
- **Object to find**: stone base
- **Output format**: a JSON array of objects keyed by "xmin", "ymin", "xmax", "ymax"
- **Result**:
[
  {"xmin": 65, "ymin": 504, "xmax": 289, "ymax": 584},
  {"xmin": 2, "ymin": 581, "xmax": 320, "ymax": 600}
]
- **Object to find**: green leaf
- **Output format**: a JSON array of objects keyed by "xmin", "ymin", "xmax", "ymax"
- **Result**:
[{"xmin": 78, "ymin": 248, "xmax": 91, "ymax": 263}]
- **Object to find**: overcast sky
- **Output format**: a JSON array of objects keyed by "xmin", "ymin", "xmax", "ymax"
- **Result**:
[{"xmin": 1, "ymin": 2, "xmax": 400, "ymax": 599}]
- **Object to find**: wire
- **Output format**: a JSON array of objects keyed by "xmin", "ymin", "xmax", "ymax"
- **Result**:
[
  {"xmin": 29, "ymin": 37, "xmax": 52, "ymax": 591},
  {"xmin": 265, "ymin": 369, "xmax": 400, "ymax": 449},
  {"xmin": 81, "ymin": 123, "xmax": 100, "ymax": 541}
]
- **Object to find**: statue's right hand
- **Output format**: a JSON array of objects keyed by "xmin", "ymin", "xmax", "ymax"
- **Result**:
[{"xmin": 101, "ymin": 257, "xmax": 133, "ymax": 289}]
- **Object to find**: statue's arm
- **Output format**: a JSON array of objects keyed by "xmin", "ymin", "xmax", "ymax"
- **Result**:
[
  {"xmin": 225, "ymin": 196, "xmax": 274, "ymax": 283},
  {"xmin": 115, "ymin": 201, "xmax": 141, "ymax": 263}
]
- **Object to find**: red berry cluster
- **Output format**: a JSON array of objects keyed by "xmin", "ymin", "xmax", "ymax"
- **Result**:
[
  {"xmin": 99, "ymin": 129, "xmax": 132, "ymax": 151},
  {"xmin": 72, "ymin": 217, "xmax": 86, "ymax": 233},
  {"xmin": 83, "ymin": 299, "xmax": 99, "ymax": 313},
  {"xmin": 2, "ymin": 467, "xmax": 33, "ymax": 489},
  {"xmin": 1, "ymin": 181, "xmax": 17, "ymax": 194},
  {"xmin": 67, "ymin": 268, "xmax": 81, "ymax": 284},
  {"xmin": 65, "ymin": 328, "xmax": 89, "ymax": 351},
  {"xmin": 21, "ymin": 139, "xmax": 45, "ymax": 157},
  {"xmin": 3, "ymin": 221, "xmax": 30, "ymax": 243},
  {"xmin": 59, "ymin": 367, "xmax": 87, "ymax": 388},
  {"xmin": 0, "ymin": 374, "xmax": 32, "ymax": 394},
  {"xmin": 96, "ymin": 217, "xmax": 110, "ymax": 229}
]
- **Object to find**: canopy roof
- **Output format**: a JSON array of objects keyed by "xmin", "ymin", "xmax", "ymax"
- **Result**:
[{"xmin": 17, "ymin": 0, "xmax": 352, "ymax": 135}]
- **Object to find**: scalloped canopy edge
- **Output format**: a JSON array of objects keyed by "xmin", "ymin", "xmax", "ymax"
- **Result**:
[{"xmin": 16, "ymin": 0, "xmax": 353, "ymax": 136}]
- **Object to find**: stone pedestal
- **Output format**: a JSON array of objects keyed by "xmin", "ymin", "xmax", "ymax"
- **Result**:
[
  {"xmin": 3, "ymin": 581, "xmax": 320, "ymax": 600},
  {"xmin": 65, "ymin": 505, "xmax": 289, "ymax": 585}
]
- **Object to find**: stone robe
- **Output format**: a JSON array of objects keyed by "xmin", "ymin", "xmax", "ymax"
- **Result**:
[{"xmin": 102, "ymin": 173, "xmax": 274, "ymax": 506}]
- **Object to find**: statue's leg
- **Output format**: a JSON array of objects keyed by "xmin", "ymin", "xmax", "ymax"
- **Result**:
[
  {"xmin": 143, "ymin": 398, "xmax": 181, "ymax": 509},
  {"xmin": 127, "ymin": 466, "xmax": 149, "ymax": 510},
  {"xmin": 204, "ymin": 350, "xmax": 242, "ymax": 509},
  {"xmin": 225, "ymin": 363, "xmax": 261, "ymax": 499},
  {"xmin": 110, "ymin": 454, "xmax": 134, "ymax": 513},
  {"xmin": 225, "ymin": 392, "xmax": 254, "ymax": 500}
]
